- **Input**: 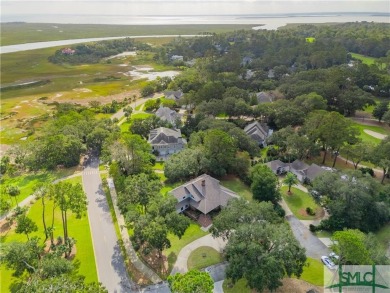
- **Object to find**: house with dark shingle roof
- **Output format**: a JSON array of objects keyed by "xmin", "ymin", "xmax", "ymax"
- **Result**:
[
  {"xmin": 170, "ymin": 174, "xmax": 239, "ymax": 214},
  {"xmin": 148, "ymin": 127, "xmax": 186, "ymax": 156},
  {"xmin": 155, "ymin": 106, "xmax": 181, "ymax": 127},
  {"xmin": 164, "ymin": 90, "xmax": 184, "ymax": 102},
  {"xmin": 244, "ymin": 121, "xmax": 272, "ymax": 147},
  {"xmin": 266, "ymin": 160, "xmax": 289, "ymax": 175},
  {"xmin": 256, "ymin": 91, "xmax": 274, "ymax": 104},
  {"xmin": 266, "ymin": 159, "xmax": 327, "ymax": 183}
]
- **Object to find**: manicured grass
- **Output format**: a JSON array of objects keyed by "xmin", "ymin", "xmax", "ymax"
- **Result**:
[
  {"xmin": 352, "ymin": 121, "xmax": 390, "ymax": 145},
  {"xmin": 305, "ymin": 37, "xmax": 316, "ymax": 43},
  {"xmin": 281, "ymin": 186, "xmax": 321, "ymax": 220},
  {"xmin": 1, "ymin": 168, "xmax": 80, "ymax": 208},
  {"xmin": 152, "ymin": 162, "xmax": 164, "ymax": 171},
  {"xmin": 164, "ymin": 223, "xmax": 208, "ymax": 273},
  {"xmin": 375, "ymin": 223, "xmax": 390, "ymax": 250},
  {"xmin": 315, "ymin": 230, "xmax": 333, "ymax": 238},
  {"xmin": 223, "ymin": 279, "xmax": 251, "ymax": 293},
  {"xmin": 187, "ymin": 246, "xmax": 223, "ymax": 270},
  {"xmin": 220, "ymin": 176, "xmax": 253, "ymax": 202},
  {"xmin": 298, "ymin": 257, "xmax": 324, "ymax": 286},
  {"xmin": 0, "ymin": 176, "xmax": 97, "ymax": 292},
  {"xmin": 131, "ymin": 113, "xmax": 153, "ymax": 120},
  {"xmin": 350, "ymin": 52, "xmax": 378, "ymax": 66}
]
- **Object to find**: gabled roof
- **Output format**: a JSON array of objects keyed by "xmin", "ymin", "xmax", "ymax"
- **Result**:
[
  {"xmin": 265, "ymin": 160, "xmax": 288, "ymax": 173},
  {"xmin": 148, "ymin": 127, "xmax": 185, "ymax": 145},
  {"xmin": 305, "ymin": 164, "xmax": 326, "ymax": 182},
  {"xmin": 155, "ymin": 106, "xmax": 180, "ymax": 125},
  {"xmin": 290, "ymin": 159, "xmax": 309, "ymax": 171},
  {"xmin": 164, "ymin": 90, "xmax": 183, "ymax": 101},
  {"xmin": 170, "ymin": 174, "xmax": 239, "ymax": 214},
  {"xmin": 256, "ymin": 91, "xmax": 274, "ymax": 103},
  {"xmin": 244, "ymin": 121, "xmax": 269, "ymax": 142}
]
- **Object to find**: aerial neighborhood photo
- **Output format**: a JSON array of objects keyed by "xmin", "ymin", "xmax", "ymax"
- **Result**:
[{"xmin": 0, "ymin": 0, "xmax": 389, "ymax": 292}]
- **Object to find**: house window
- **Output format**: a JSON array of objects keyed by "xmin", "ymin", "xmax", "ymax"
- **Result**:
[{"xmin": 181, "ymin": 207, "xmax": 183, "ymax": 211}]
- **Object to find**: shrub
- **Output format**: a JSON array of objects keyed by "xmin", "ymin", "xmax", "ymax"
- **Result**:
[
  {"xmin": 309, "ymin": 224, "xmax": 317, "ymax": 232},
  {"xmin": 359, "ymin": 167, "xmax": 374, "ymax": 177},
  {"xmin": 306, "ymin": 207, "xmax": 316, "ymax": 216}
]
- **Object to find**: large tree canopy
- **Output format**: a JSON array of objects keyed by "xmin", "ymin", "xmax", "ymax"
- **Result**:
[
  {"xmin": 210, "ymin": 198, "xmax": 282, "ymax": 240},
  {"xmin": 250, "ymin": 164, "xmax": 280, "ymax": 204},
  {"xmin": 225, "ymin": 223, "xmax": 306, "ymax": 292},
  {"xmin": 168, "ymin": 270, "xmax": 214, "ymax": 293}
]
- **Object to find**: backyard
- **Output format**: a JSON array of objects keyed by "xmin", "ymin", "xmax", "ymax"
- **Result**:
[{"xmin": 220, "ymin": 175, "xmax": 253, "ymax": 202}]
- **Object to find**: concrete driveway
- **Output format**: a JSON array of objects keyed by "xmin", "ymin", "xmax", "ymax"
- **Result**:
[{"xmin": 82, "ymin": 154, "xmax": 132, "ymax": 292}]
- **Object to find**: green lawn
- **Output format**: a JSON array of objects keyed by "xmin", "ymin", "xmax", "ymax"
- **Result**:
[
  {"xmin": 187, "ymin": 246, "xmax": 223, "ymax": 270},
  {"xmin": 281, "ymin": 186, "xmax": 321, "ymax": 220},
  {"xmin": 131, "ymin": 113, "xmax": 153, "ymax": 120},
  {"xmin": 152, "ymin": 162, "xmax": 164, "ymax": 171},
  {"xmin": 298, "ymin": 257, "xmax": 324, "ymax": 286},
  {"xmin": 163, "ymin": 223, "xmax": 208, "ymax": 273},
  {"xmin": 1, "ymin": 168, "xmax": 80, "ymax": 208},
  {"xmin": 350, "ymin": 52, "xmax": 378, "ymax": 66},
  {"xmin": 223, "ymin": 279, "xmax": 251, "ymax": 293},
  {"xmin": 352, "ymin": 121, "xmax": 390, "ymax": 145},
  {"xmin": 220, "ymin": 176, "xmax": 253, "ymax": 202},
  {"xmin": 0, "ymin": 176, "xmax": 97, "ymax": 292}
]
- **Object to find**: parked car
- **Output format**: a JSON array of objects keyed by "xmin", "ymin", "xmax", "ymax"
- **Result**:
[
  {"xmin": 321, "ymin": 256, "xmax": 336, "ymax": 270},
  {"xmin": 329, "ymin": 252, "xmax": 339, "ymax": 261}
]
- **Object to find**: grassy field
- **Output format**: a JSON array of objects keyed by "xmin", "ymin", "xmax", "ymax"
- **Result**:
[
  {"xmin": 187, "ymin": 246, "xmax": 223, "ymax": 270},
  {"xmin": 1, "ymin": 168, "xmax": 81, "ymax": 207},
  {"xmin": 298, "ymin": 257, "xmax": 324, "ymax": 286},
  {"xmin": 350, "ymin": 52, "xmax": 378, "ymax": 66},
  {"xmin": 223, "ymin": 279, "xmax": 251, "ymax": 293},
  {"xmin": 220, "ymin": 176, "xmax": 253, "ymax": 202},
  {"xmin": 1, "ymin": 23, "xmax": 257, "ymax": 46},
  {"xmin": 163, "ymin": 223, "xmax": 208, "ymax": 273},
  {"xmin": 280, "ymin": 186, "xmax": 321, "ymax": 220},
  {"xmin": 352, "ymin": 121, "xmax": 390, "ymax": 144},
  {"xmin": 0, "ymin": 176, "xmax": 97, "ymax": 292}
]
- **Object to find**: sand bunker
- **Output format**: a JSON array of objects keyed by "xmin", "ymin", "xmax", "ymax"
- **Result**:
[{"xmin": 363, "ymin": 129, "xmax": 387, "ymax": 140}]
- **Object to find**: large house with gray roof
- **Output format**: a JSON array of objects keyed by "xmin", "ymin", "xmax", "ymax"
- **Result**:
[
  {"xmin": 148, "ymin": 127, "xmax": 186, "ymax": 156},
  {"xmin": 266, "ymin": 159, "xmax": 327, "ymax": 183},
  {"xmin": 170, "ymin": 174, "xmax": 239, "ymax": 214},
  {"xmin": 164, "ymin": 90, "xmax": 184, "ymax": 102},
  {"xmin": 155, "ymin": 106, "xmax": 181, "ymax": 127},
  {"xmin": 244, "ymin": 121, "xmax": 273, "ymax": 147}
]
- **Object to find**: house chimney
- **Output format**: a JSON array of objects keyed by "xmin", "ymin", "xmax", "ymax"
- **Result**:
[{"xmin": 201, "ymin": 179, "xmax": 206, "ymax": 186}]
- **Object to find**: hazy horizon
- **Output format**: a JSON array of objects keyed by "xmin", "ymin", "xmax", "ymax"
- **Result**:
[{"xmin": 2, "ymin": 1, "xmax": 389, "ymax": 23}]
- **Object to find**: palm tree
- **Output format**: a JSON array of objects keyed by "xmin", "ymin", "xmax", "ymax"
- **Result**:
[{"xmin": 283, "ymin": 172, "xmax": 298, "ymax": 193}]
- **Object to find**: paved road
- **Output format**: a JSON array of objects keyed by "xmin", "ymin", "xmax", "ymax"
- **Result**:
[{"xmin": 82, "ymin": 155, "xmax": 132, "ymax": 292}]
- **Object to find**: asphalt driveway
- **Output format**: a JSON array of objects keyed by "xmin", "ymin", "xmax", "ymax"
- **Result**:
[{"xmin": 286, "ymin": 214, "xmax": 330, "ymax": 259}]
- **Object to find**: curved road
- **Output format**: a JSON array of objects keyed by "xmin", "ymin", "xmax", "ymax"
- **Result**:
[{"xmin": 82, "ymin": 154, "xmax": 132, "ymax": 292}]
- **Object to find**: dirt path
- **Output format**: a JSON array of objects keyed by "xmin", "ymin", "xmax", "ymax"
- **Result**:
[{"xmin": 363, "ymin": 129, "xmax": 387, "ymax": 139}]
